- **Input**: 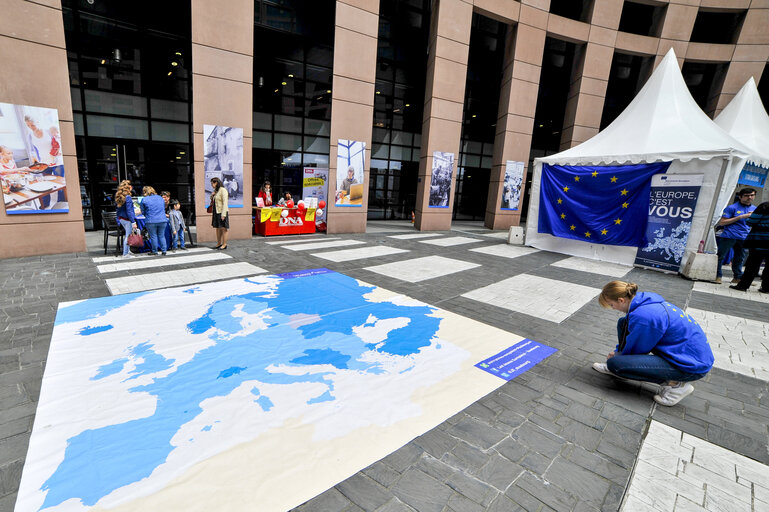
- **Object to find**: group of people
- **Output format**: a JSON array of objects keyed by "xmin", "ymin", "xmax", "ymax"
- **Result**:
[
  {"xmin": 114, "ymin": 181, "xmax": 189, "ymax": 257},
  {"xmin": 715, "ymin": 187, "xmax": 769, "ymax": 292},
  {"xmin": 256, "ymin": 181, "xmax": 294, "ymax": 207}
]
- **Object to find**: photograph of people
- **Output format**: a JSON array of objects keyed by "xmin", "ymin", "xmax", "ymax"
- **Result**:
[
  {"xmin": 336, "ymin": 139, "xmax": 365, "ymax": 206},
  {"xmin": 501, "ymin": 161, "xmax": 524, "ymax": 210},
  {"xmin": 429, "ymin": 152, "xmax": 454, "ymax": 207},
  {"xmin": 203, "ymin": 125, "xmax": 244, "ymax": 207}
]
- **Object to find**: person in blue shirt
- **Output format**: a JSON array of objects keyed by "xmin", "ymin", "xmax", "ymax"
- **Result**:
[
  {"xmin": 730, "ymin": 201, "xmax": 769, "ymax": 293},
  {"xmin": 715, "ymin": 188, "xmax": 757, "ymax": 284},
  {"xmin": 592, "ymin": 280, "xmax": 714, "ymax": 406},
  {"xmin": 114, "ymin": 180, "xmax": 137, "ymax": 258},
  {"xmin": 140, "ymin": 186, "xmax": 168, "ymax": 255}
]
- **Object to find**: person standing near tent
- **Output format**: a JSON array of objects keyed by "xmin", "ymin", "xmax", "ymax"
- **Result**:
[
  {"xmin": 592, "ymin": 280, "xmax": 714, "ymax": 406},
  {"xmin": 715, "ymin": 188, "xmax": 756, "ymax": 284}
]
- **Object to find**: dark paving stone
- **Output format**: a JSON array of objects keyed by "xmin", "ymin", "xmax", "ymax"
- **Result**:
[{"xmin": 391, "ymin": 468, "xmax": 453, "ymax": 512}]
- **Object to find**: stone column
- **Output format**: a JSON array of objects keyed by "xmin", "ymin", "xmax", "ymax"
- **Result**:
[
  {"xmin": 711, "ymin": 7, "xmax": 769, "ymax": 117},
  {"xmin": 558, "ymin": 0, "xmax": 622, "ymax": 150},
  {"xmin": 484, "ymin": 1, "xmax": 547, "ymax": 229},
  {"xmin": 327, "ymin": 0, "xmax": 380, "ymax": 234},
  {"xmin": 0, "ymin": 0, "xmax": 86, "ymax": 258},
  {"xmin": 414, "ymin": 0, "xmax": 473, "ymax": 231},
  {"xmin": 191, "ymin": 0, "xmax": 254, "ymax": 243},
  {"xmin": 655, "ymin": 1, "xmax": 698, "ymax": 67}
]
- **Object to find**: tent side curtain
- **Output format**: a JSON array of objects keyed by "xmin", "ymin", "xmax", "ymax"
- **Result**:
[{"xmin": 538, "ymin": 162, "xmax": 672, "ymax": 247}]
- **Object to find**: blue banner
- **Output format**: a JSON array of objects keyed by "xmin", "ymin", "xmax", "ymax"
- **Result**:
[
  {"xmin": 635, "ymin": 174, "xmax": 703, "ymax": 273},
  {"xmin": 539, "ymin": 162, "xmax": 671, "ymax": 246},
  {"xmin": 475, "ymin": 339, "xmax": 557, "ymax": 381},
  {"xmin": 738, "ymin": 163, "xmax": 767, "ymax": 188}
]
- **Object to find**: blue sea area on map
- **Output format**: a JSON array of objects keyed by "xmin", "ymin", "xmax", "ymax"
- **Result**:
[
  {"xmin": 40, "ymin": 271, "xmax": 441, "ymax": 510},
  {"xmin": 55, "ymin": 293, "xmax": 149, "ymax": 325},
  {"xmin": 78, "ymin": 325, "xmax": 113, "ymax": 336},
  {"xmin": 91, "ymin": 358, "xmax": 128, "ymax": 380}
]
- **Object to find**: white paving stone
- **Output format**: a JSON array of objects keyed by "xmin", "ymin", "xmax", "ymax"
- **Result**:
[
  {"xmin": 469, "ymin": 244, "xmax": 540, "ymax": 259},
  {"xmin": 387, "ymin": 233, "xmax": 443, "ymax": 240},
  {"xmin": 685, "ymin": 308, "xmax": 769, "ymax": 382},
  {"xmin": 97, "ymin": 252, "xmax": 231, "ymax": 274},
  {"xmin": 105, "ymin": 262, "xmax": 266, "ymax": 295},
  {"xmin": 478, "ymin": 231, "xmax": 511, "ymax": 239},
  {"xmin": 264, "ymin": 236, "xmax": 339, "ymax": 245},
  {"xmin": 550, "ymin": 256, "xmax": 631, "ymax": 277},
  {"xmin": 623, "ymin": 420, "xmax": 769, "ymax": 512},
  {"xmin": 419, "ymin": 236, "xmax": 483, "ymax": 247},
  {"xmin": 91, "ymin": 247, "xmax": 211, "ymax": 263},
  {"xmin": 363, "ymin": 255, "xmax": 480, "ymax": 282},
  {"xmin": 313, "ymin": 246, "xmax": 409, "ymax": 262},
  {"xmin": 693, "ymin": 281, "xmax": 769, "ymax": 304},
  {"xmin": 461, "ymin": 274, "xmax": 600, "ymax": 323},
  {"xmin": 282, "ymin": 240, "xmax": 366, "ymax": 251}
]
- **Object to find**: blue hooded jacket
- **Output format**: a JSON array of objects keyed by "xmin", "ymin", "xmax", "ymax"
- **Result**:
[
  {"xmin": 618, "ymin": 292, "xmax": 714, "ymax": 374},
  {"xmin": 140, "ymin": 194, "xmax": 167, "ymax": 224}
]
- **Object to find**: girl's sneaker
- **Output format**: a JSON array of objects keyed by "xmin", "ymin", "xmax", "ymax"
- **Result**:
[{"xmin": 654, "ymin": 382, "xmax": 694, "ymax": 406}]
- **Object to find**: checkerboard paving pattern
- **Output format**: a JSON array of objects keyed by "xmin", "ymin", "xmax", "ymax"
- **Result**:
[
  {"xmin": 462, "ymin": 273, "xmax": 600, "ymax": 323},
  {"xmin": 264, "ymin": 237, "xmax": 339, "ymax": 245},
  {"xmin": 282, "ymin": 240, "xmax": 366, "ymax": 251},
  {"xmin": 693, "ymin": 282, "xmax": 769, "ymax": 304},
  {"xmin": 685, "ymin": 308, "xmax": 769, "ymax": 382},
  {"xmin": 469, "ymin": 244, "xmax": 540, "ymax": 259},
  {"xmin": 363, "ymin": 255, "xmax": 480, "ymax": 283},
  {"xmin": 622, "ymin": 420, "xmax": 769, "ymax": 511},
  {"xmin": 96, "ymin": 252, "xmax": 231, "ymax": 274},
  {"xmin": 550, "ymin": 256, "xmax": 631, "ymax": 278},
  {"xmin": 312, "ymin": 246, "xmax": 409, "ymax": 262},
  {"xmin": 387, "ymin": 233, "xmax": 442, "ymax": 240},
  {"xmin": 91, "ymin": 247, "xmax": 211, "ymax": 263},
  {"xmin": 419, "ymin": 236, "xmax": 483, "ymax": 247},
  {"xmin": 104, "ymin": 262, "xmax": 267, "ymax": 294}
]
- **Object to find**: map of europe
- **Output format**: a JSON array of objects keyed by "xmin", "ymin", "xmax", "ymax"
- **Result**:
[{"xmin": 16, "ymin": 269, "xmax": 521, "ymax": 511}]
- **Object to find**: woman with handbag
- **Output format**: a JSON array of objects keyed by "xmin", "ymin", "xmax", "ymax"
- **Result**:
[
  {"xmin": 211, "ymin": 177, "xmax": 229, "ymax": 250},
  {"xmin": 114, "ymin": 180, "xmax": 138, "ymax": 258},
  {"xmin": 730, "ymin": 201, "xmax": 769, "ymax": 293}
]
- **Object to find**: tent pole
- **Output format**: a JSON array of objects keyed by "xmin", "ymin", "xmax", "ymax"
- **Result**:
[{"xmin": 703, "ymin": 155, "xmax": 732, "ymax": 250}]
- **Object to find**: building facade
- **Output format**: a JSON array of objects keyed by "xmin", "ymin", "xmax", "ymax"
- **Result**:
[{"xmin": 2, "ymin": 0, "xmax": 768, "ymax": 258}]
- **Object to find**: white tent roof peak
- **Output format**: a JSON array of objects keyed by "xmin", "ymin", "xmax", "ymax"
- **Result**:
[
  {"xmin": 714, "ymin": 77, "xmax": 769, "ymax": 162},
  {"xmin": 539, "ymin": 48, "xmax": 762, "ymax": 166}
]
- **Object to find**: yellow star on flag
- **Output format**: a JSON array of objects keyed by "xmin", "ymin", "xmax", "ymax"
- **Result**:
[
  {"xmin": 584, "ymin": 231, "xmax": 591, "ymax": 238},
  {"xmin": 622, "ymin": 202, "xmax": 629, "ymax": 208},
  {"xmin": 563, "ymin": 186, "xmax": 569, "ymax": 192},
  {"xmin": 620, "ymin": 189, "xmax": 628, "ymax": 196},
  {"xmin": 601, "ymin": 229, "xmax": 608, "ymax": 235},
  {"xmin": 557, "ymin": 198, "xmax": 563, "ymax": 204},
  {"xmin": 574, "ymin": 176, "xmax": 580, "ymax": 182},
  {"xmin": 614, "ymin": 218, "xmax": 622, "ymax": 225},
  {"xmin": 610, "ymin": 176, "xmax": 618, "ymax": 183},
  {"xmin": 591, "ymin": 171, "xmax": 598, "ymax": 177},
  {"xmin": 570, "ymin": 225, "xmax": 576, "ymax": 231},
  {"xmin": 560, "ymin": 213, "xmax": 566, "ymax": 219}
]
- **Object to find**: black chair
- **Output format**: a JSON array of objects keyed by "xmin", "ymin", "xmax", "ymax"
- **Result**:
[
  {"xmin": 184, "ymin": 210, "xmax": 195, "ymax": 247},
  {"xmin": 102, "ymin": 210, "xmax": 124, "ymax": 255}
]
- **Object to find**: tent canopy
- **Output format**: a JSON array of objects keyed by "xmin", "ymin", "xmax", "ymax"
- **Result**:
[
  {"xmin": 714, "ymin": 77, "xmax": 769, "ymax": 164},
  {"xmin": 538, "ymin": 49, "xmax": 767, "ymax": 168}
]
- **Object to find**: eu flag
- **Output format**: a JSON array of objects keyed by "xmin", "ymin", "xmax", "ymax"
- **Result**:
[{"xmin": 538, "ymin": 162, "xmax": 671, "ymax": 247}]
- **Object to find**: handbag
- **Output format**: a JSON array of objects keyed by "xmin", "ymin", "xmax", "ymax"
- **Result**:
[
  {"xmin": 207, "ymin": 204, "xmax": 213, "ymax": 214},
  {"xmin": 127, "ymin": 229, "xmax": 144, "ymax": 248}
]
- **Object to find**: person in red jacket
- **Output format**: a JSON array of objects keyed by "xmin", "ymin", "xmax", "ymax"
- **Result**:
[{"xmin": 257, "ymin": 181, "xmax": 273, "ymax": 206}]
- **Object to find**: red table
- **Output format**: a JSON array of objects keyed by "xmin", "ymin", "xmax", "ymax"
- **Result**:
[{"xmin": 253, "ymin": 207, "xmax": 316, "ymax": 236}]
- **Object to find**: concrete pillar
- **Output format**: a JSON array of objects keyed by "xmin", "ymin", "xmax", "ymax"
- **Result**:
[
  {"xmin": 0, "ymin": 0, "xmax": 86, "ymax": 258},
  {"xmin": 191, "ymin": 0, "xmax": 254, "ymax": 243},
  {"xmin": 327, "ymin": 0, "xmax": 380, "ymax": 234},
  {"xmin": 484, "ymin": 1, "xmax": 546, "ymax": 229},
  {"xmin": 414, "ymin": 0, "xmax": 473, "ymax": 231},
  {"xmin": 655, "ymin": 1, "xmax": 698, "ymax": 67},
  {"xmin": 711, "ymin": 7, "xmax": 769, "ymax": 117},
  {"xmin": 558, "ymin": 0, "xmax": 622, "ymax": 150}
]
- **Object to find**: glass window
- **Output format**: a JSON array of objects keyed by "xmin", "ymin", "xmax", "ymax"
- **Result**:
[
  {"xmin": 274, "ymin": 133, "xmax": 302, "ymax": 151},
  {"xmin": 151, "ymin": 121, "xmax": 189, "ymax": 143},
  {"xmin": 253, "ymin": 131, "xmax": 272, "ymax": 149},
  {"xmin": 84, "ymin": 90, "xmax": 148, "ymax": 117},
  {"xmin": 150, "ymin": 98, "xmax": 189, "ymax": 121},
  {"xmin": 303, "ymin": 153, "xmax": 328, "ymax": 165},
  {"xmin": 372, "ymin": 144, "xmax": 389, "ymax": 159},
  {"xmin": 254, "ymin": 112, "xmax": 272, "ymax": 130},
  {"xmin": 389, "ymin": 145, "xmax": 409, "ymax": 161},
  {"xmin": 71, "ymin": 88, "xmax": 82, "ymax": 111},
  {"xmin": 274, "ymin": 114, "xmax": 303, "ymax": 132},
  {"xmin": 74, "ymin": 114, "xmax": 85, "ymax": 136},
  {"xmin": 391, "ymin": 130, "xmax": 412, "ymax": 145},
  {"xmin": 304, "ymin": 118, "xmax": 330, "ymax": 136},
  {"xmin": 303, "ymin": 135, "xmax": 329, "ymax": 153},
  {"xmin": 86, "ymin": 114, "xmax": 148, "ymax": 139}
]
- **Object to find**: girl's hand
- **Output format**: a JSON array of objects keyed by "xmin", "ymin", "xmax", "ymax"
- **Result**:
[{"xmin": 607, "ymin": 351, "xmax": 616, "ymax": 359}]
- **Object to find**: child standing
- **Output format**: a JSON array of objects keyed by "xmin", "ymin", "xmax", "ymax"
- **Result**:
[{"xmin": 169, "ymin": 199, "xmax": 187, "ymax": 251}]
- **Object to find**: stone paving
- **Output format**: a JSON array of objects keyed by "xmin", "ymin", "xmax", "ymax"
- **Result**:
[{"xmin": 1, "ymin": 221, "xmax": 768, "ymax": 512}]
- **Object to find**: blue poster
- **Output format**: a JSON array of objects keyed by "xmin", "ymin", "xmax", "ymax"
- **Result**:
[
  {"xmin": 635, "ymin": 174, "xmax": 703, "ymax": 273},
  {"xmin": 475, "ymin": 339, "xmax": 557, "ymax": 381},
  {"xmin": 737, "ymin": 162, "xmax": 767, "ymax": 188}
]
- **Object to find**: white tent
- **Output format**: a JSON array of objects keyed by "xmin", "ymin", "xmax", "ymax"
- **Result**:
[
  {"xmin": 525, "ymin": 48, "xmax": 769, "ymax": 266},
  {"xmin": 714, "ymin": 77, "xmax": 769, "ymax": 161}
]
